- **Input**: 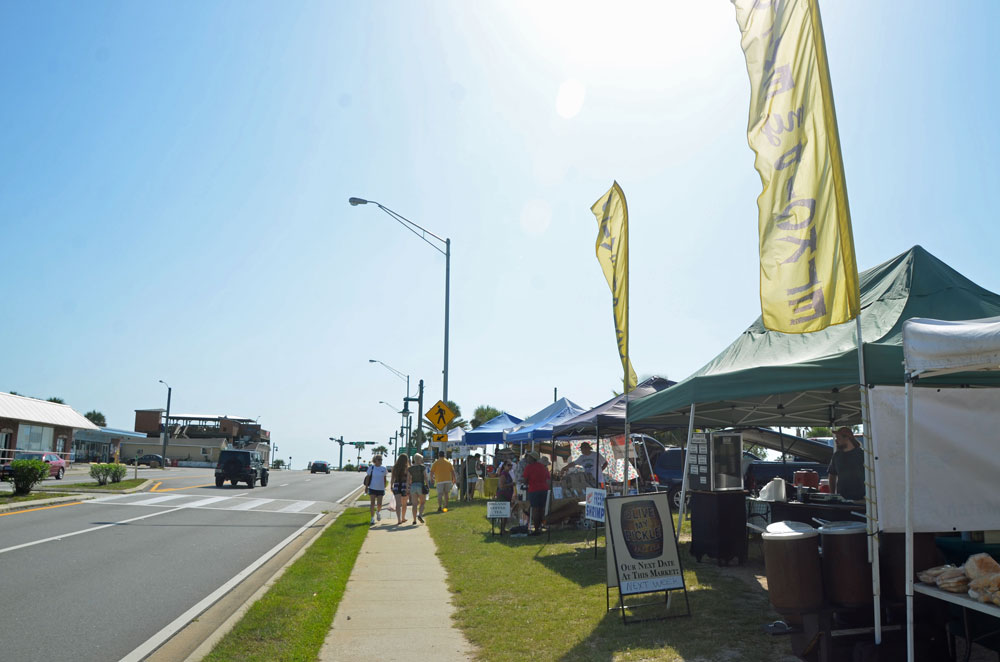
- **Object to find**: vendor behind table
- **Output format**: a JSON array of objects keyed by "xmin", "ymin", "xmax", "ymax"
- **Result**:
[{"xmin": 827, "ymin": 427, "xmax": 864, "ymax": 501}]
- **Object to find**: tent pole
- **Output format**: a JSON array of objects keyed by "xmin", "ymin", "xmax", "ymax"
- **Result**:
[
  {"xmin": 855, "ymin": 315, "xmax": 882, "ymax": 644},
  {"xmin": 676, "ymin": 404, "xmax": 696, "ymax": 542},
  {"xmin": 595, "ymin": 421, "xmax": 601, "ymax": 558},
  {"xmin": 904, "ymin": 377, "xmax": 914, "ymax": 662},
  {"xmin": 623, "ymin": 389, "xmax": 630, "ymax": 497}
]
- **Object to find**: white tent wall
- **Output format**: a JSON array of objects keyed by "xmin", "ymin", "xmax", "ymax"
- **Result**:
[{"xmin": 871, "ymin": 385, "xmax": 1000, "ymax": 533}]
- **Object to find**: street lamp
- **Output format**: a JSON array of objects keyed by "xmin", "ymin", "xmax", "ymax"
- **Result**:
[
  {"xmin": 369, "ymin": 359, "xmax": 410, "ymax": 397},
  {"xmin": 351, "ymin": 198, "xmax": 451, "ymax": 403},
  {"xmin": 158, "ymin": 380, "xmax": 171, "ymax": 469}
]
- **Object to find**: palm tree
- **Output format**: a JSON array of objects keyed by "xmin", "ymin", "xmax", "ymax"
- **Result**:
[
  {"xmin": 471, "ymin": 405, "xmax": 501, "ymax": 429},
  {"xmin": 373, "ymin": 445, "xmax": 389, "ymax": 458},
  {"xmin": 85, "ymin": 410, "xmax": 107, "ymax": 427}
]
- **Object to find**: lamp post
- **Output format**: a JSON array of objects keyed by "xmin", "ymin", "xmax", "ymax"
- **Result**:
[
  {"xmin": 158, "ymin": 380, "xmax": 171, "ymax": 469},
  {"xmin": 330, "ymin": 436, "xmax": 345, "ymax": 470},
  {"xmin": 351, "ymin": 198, "xmax": 451, "ymax": 403}
]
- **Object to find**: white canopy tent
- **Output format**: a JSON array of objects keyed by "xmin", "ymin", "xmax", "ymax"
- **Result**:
[{"xmin": 900, "ymin": 316, "xmax": 1000, "ymax": 661}]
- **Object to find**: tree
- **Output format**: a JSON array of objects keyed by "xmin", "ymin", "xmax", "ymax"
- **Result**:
[
  {"xmin": 470, "ymin": 405, "xmax": 502, "ymax": 429},
  {"xmin": 443, "ymin": 400, "xmax": 468, "ymax": 431},
  {"xmin": 373, "ymin": 445, "xmax": 389, "ymax": 458},
  {"xmin": 47, "ymin": 397, "xmax": 65, "ymax": 404},
  {"xmin": 85, "ymin": 410, "xmax": 107, "ymax": 427}
]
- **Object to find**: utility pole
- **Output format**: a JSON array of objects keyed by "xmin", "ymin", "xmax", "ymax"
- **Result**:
[
  {"xmin": 158, "ymin": 380, "xmax": 171, "ymax": 468},
  {"xmin": 403, "ymin": 379, "xmax": 425, "ymax": 455}
]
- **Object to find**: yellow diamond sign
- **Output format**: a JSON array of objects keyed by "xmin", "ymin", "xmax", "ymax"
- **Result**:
[{"xmin": 426, "ymin": 400, "xmax": 456, "ymax": 431}]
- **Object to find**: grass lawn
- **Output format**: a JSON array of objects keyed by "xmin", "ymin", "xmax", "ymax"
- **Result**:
[
  {"xmin": 202, "ymin": 507, "xmax": 370, "ymax": 662},
  {"xmin": 55, "ymin": 478, "xmax": 147, "ymax": 491},
  {"xmin": 0, "ymin": 492, "xmax": 72, "ymax": 505},
  {"xmin": 424, "ymin": 493, "xmax": 794, "ymax": 662}
]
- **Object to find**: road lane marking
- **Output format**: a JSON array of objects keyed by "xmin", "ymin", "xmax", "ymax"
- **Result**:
[
  {"xmin": 128, "ymin": 494, "xmax": 188, "ymax": 506},
  {"xmin": 181, "ymin": 496, "xmax": 231, "ymax": 509},
  {"xmin": 150, "ymin": 483, "xmax": 215, "ymax": 493},
  {"xmin": 280, "ymin": 483, "xmax": 289, "ymax": 487},
  {"xmin": 0, "ymin": 502, "xmax": 82, "ymax": 517},
  {"xmin": 337, "ymin": 485, "xmax": 366, "ymax": 504},
  {"xmin": 91, "ymin": 494, "xmax": 132, "ymax": 503},
  {"xmin": 277, "ymin": 500, "xmax": 315, "ymax": 513},
  {"xmin": 119, "ymin": 512, "xmax": 324, "ymax": 662},
  {"xmin": 229, "ymin": 498, "xmax": 273, "ymax": 511},
  {"xmin": 0, "ymin": 507, "xmax": 185, "ymax": 555}
]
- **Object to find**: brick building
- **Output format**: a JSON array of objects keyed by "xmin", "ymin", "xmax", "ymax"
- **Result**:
[{"xmin": 133, "ymin": 410, "xmax": 271, "ymax": 465}]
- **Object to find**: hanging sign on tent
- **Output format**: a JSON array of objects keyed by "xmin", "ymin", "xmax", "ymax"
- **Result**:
[{"xmin": 426, "ymin": 400, "xmax": 456, "ymax": 431}]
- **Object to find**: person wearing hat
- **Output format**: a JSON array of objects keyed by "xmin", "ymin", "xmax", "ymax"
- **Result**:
[
  {"xmin": 828, "ymin": 427, "xmax": 865, "ymax": 501},
  {"xmin": 564, "ymin": 442, "xmax": 608, "ymax": 488},
  {"xmin": 521, "ymin": 450, "xmax": 550, "ymax": 536}
]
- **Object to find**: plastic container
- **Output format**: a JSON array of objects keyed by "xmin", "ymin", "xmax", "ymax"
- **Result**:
[
  {"xmin": 762, "ymin": 521, "xmax": 824, "ymax": 623},
  {"xmin": 793, "ymin": 469, "xmax": 819, "ymax": 489},
  {"xmin": 818, "ymin": 521, "xmax": 871, "ymax": 607}
]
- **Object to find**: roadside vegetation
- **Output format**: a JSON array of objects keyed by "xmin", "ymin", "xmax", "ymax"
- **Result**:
[
  {"xmin": 0, "ymin": 492, "xmax": 72, "ymax": 506},
  {"xmin": 424, "ymin": 493, "xmax": 793, "ymax": 662},
  {"xmin": 203, "ymin": 507, "xmax": 370, "ymax": 662},
  {"xmin": 2, "ymin": 459, "xmax": 50, "ymax": 495},
  {"xmin": 57, "ymin": 478, "xmax": 147, "ymax": 491}
]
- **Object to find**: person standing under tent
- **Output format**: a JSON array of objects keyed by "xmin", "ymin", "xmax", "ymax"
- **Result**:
[
  {"xmin": 366, "ymin": 455, "xmax": 389, "ymax": 525},
  {"xmin": 828, "ymin": 427, "xmax": 865, "ymax": 501},
  {"xmin": 494, "ymin": 460, "xmax": 516, "ymax": 534},
  {"xmin": 563, "ymin": 442, "xmax": 608, "ymax": 488},
  {"xmin": 522, "ymin": 451, "xmax": 550, "ymax": 536},
  {"xmin": 390, "ymin": 454, "xmax": 410, "ymax": 525},
  {"xmin": 464, "ymin": 453, "xmax": 479, "ymax": 501},
  {"xmin": 431, "ymin": 451, "xmax": 456, "ymax": 512},
  {"xmin": 407, "ymin": 453, "xmax": 429, "ymax": 524}
]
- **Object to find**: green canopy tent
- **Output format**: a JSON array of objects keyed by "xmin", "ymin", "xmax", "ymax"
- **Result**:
[{"xmin": 629, "ymin": 245, "xmax": 1000, "ymax": 429}]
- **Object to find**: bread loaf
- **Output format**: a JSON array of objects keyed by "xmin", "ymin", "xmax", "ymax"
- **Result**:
[
  {"xmin": 918, "ymin": 564, "xmax": 958, "ymax": 583},
  {"xmin": 964, "ymin": 553, "xmax": 1000, "ymax": 580},
  {"xmin": 970, "ymin": 572, "xmax": 1000, "ymax": 593}
]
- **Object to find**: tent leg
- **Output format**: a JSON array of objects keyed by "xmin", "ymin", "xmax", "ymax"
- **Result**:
[
  {"xmin": 905, "ymin": 378, "xmax": 914, "ymax": 662},
  {"xmin": 676, "ymin": 404, "xmax": 696, "ymax": 541}
]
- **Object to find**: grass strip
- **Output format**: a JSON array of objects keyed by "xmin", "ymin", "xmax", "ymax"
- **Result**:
[
  {"xmin": 424, "ymin": 494, "xmax": 791, "ymax": 662},
  {"xmin": 202, "ymin": 507, "xmax": 370, "ymax": 662},
  {"xmin": 56, "ymin": 479, "xmax": 147, "ymax": 491},
  {"xmin": 0, "ymin": 492, "xmax": 72, "ymax": 505}
]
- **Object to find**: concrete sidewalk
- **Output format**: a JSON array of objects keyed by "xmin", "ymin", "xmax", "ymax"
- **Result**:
[{"xmin": 319, "ymin": 509, "xmax": 477, "ymax": 662}]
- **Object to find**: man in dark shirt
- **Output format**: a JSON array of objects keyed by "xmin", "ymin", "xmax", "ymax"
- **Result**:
[{"xmin": 828, "ymin": 427, "xmax": 865, "ymax": 500}]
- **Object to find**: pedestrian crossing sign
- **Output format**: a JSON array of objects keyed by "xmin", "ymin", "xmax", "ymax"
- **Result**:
[{"xmin": 426, "ymin": 400, "xmax": 456, "ymax": 431}]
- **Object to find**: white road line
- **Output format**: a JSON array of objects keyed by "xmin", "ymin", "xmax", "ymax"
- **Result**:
[
  {"xmin": 91, "ymin": 494, "xmax": 132, "ymax": 503},
  {"xmin": 229, "ymin": 498, "xmax": 273, "ymax": 511},
  {"xmin": 279, "ymin": 483, "xmax": 289, "ymax": 487},
  {"xmin": 118, "ymin": 512, "xmax": 324, "ymax": 662},
  {"xmin": 181, "ymin": 496, "xmax": 231, "ymax": 509},
  {"xmin": 337, "ymin": 485, "xmax": 365, "ymax": 504},
  {"xmin": 0, "ymin": 507, "xmax": 185, "ymax": 555},
  {"xmin": 277, "ymin": 500, "xmax": 314, "ymax": 513},
  {"xmin": 128, "ymin": 494, "xmax": 187, "ymax": 506}
]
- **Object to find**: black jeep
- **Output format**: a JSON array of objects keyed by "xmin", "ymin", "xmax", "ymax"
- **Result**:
[{"xmin": 215, "ymin": 449, "xmax": 269, "ymax": 488}]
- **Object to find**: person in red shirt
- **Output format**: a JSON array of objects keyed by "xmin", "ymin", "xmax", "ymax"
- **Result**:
[{"xmin": 521, "ymin": 450, "xmax": 550, "ymax": 536}]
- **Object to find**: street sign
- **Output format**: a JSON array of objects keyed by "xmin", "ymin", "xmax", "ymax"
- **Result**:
[
  {"xmin": 432, "ymin": 433, "xmax": 448, "ymax": 443},
  {"xmin": 426, "ymin": 400, "xmax": 456, "ymax": 431}
]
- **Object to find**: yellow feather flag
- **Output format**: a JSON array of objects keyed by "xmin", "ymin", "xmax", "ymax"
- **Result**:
[
  {"xmin": 733, "ymin": 0, "xmax": 860, "ymax": 333},
  {"xmin": 591, "ymin": 181, "xmax": 637, "ymax": 392}
]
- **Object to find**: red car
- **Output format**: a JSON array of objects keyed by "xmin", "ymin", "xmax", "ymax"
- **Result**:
[{"xmin": 0, "ymin": 451, "xmax": 67, "ymax": 480}]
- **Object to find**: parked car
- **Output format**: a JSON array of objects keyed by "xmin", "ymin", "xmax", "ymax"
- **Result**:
[
  {"xmin": 215, "ymin": 449, "xmax": 269, "ymax": 488},
  {"xmin": 125, "ymin": 453, "xmax": 166, "ymax": 467},
  {"xmin": 310, "ymin": 460, "xmax": 331, "ymax": 474},
  {"xmin": 0, "ymin": 451, "xmax": 67, "ymax": 480},
  {"xmin": 356, "ymin": 463, "xmax": 369, "ymax": 473}
]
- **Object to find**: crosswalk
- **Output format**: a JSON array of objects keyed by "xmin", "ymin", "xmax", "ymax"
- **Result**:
[{"xmin": 86, "ymin": 492, "xmax": 322, "ymax": 514}]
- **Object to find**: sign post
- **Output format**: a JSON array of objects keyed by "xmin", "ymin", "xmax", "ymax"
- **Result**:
[
  {"xmin": 585, "ymin": 487, "xmax": 606, "ymax": 559},
  {"xmin": 605, "ymin": 491, "xmax": 691, "ymax": 624}
]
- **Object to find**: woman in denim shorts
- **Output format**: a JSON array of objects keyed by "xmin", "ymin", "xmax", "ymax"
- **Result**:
[
  {"xmin": 406, "ymin": 453, "xmax": 429, "ymax": 524},
  {"xmin": 390, "ymin": 454, "xmax": 410, "ymax": 525}
]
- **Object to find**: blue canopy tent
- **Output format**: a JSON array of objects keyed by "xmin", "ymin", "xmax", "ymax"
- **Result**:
[
  {"xmin": 463, "ymin": 412, "xmax": 523, "ymax": 445},
  {"xmin": 506, "ymin": 397, "xmax": 587, "ymax": 444}
]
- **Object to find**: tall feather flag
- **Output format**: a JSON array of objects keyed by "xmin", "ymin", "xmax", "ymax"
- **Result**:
[
  {"xmin": 591, "ymin": 181, "xmax": 637, "ymax": 392},
  {"xmin": 733, "ymin": 0, "xmax": 860, "ymax": 333}
]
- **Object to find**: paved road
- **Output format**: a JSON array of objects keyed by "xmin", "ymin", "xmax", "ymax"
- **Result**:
[{"xmin": 0, "ymin": 468, "xmax": 364, "ymax": 662}]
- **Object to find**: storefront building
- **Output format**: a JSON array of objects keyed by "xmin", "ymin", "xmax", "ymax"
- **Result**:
[{"xmin": 0, "ymin": 392, "xmax": 100, "ymax": 461}]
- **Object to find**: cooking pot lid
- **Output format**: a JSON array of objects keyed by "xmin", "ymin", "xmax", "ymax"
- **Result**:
[
  {"xmin": 762, "ymin": 520, "xmax": 818, "ymax": 540},
  {"xmin": 818, "ymin": 521, "xmax": 866, "ymax": 535}
]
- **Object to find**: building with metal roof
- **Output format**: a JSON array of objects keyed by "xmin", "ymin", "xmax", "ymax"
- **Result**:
[{"xmin": 0, "ymin": 391, "xmax": 100, "ymax": 462}]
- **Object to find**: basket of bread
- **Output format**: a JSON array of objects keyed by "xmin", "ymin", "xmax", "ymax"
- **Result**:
[{"xmin": 917, "ymin": 552, "xmax": 1000, "ymax": 603}]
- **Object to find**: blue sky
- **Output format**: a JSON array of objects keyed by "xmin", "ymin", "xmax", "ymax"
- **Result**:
[{"xmin": 2, "ymin": 1, "xmax": 998, "ymax": 467}]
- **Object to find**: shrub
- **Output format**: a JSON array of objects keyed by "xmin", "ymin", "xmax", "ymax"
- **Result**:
[
  {"xmin": 343, "ymin": 463, "xmax": 355, "ymax": 472},
  {"xmin": 7, "ymin": 459, "xmax": 49, "ymax": 495},
  {"xmin": 109, "ymin": 463, "xmax": 127, "ymax": 483},
  {"xmin": 89, "ymin": 463, "xmax": 129, "ymax": 485},
  {"xmin": 90, "ymin": 463, "xmax": 111, "ymax": 485}
]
